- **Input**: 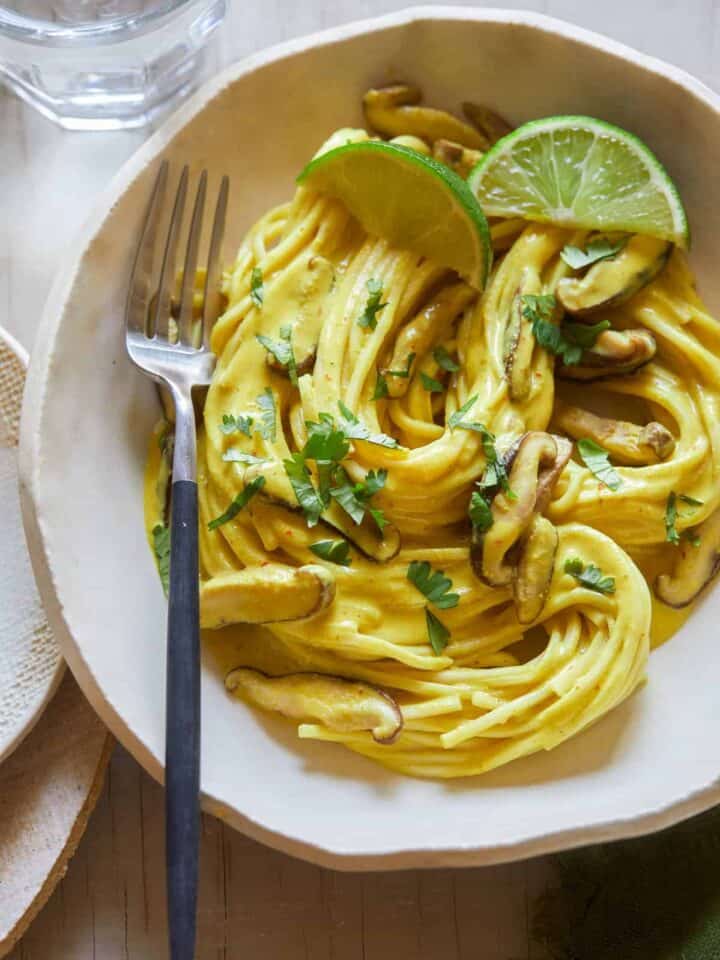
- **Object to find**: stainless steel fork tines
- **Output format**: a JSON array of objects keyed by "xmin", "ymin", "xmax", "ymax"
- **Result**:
[{"xmin": 125, "ymin": 161, "xmax": 228, "ymax": 480}]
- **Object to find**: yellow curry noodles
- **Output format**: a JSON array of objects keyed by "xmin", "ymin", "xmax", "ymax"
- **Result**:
[{"xmin": 145, "ymin": 122, "xmax": 720, "ymax": 779}]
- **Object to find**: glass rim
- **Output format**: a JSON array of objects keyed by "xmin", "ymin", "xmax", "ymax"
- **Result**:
[{"xmin": 0, "ymin": 0, "xmax": 203, "ymax": 45}]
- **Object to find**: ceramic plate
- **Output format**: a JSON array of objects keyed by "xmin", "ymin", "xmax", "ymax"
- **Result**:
[
  {"xmin": 0, "ymin": 326, "xmax": 63, "ymax": 764},
  {"xmin": 19, "ymin": 8, "xmax": 720, "ymax": 869}
]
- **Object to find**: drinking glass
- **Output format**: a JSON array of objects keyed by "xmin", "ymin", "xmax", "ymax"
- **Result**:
[{"xmin": 0, "ymin": 0, "xmax": 226, "ymax": 129}]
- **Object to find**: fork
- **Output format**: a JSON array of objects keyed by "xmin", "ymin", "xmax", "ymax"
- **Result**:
[{"xmin": 125, "ymin": 161, "xmax": 228, "ymax": 960}]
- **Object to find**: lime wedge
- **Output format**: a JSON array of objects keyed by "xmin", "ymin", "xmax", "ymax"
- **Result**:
[
  {"xmin": 467, "ymin": 116, "xmax": 689, "ymax": 248},
  {"xmin": 298, "ymin": 141, "xmax": 492, "ymax": 289}
]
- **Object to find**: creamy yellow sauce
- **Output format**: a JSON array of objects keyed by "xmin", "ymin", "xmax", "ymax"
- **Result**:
[{"xmin": 144, "ymin": 126, "xmax": 720, "ymax": 779}]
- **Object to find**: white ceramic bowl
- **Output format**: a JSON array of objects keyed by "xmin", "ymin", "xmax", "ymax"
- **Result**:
[{"xmin": 19, "ymin": 7, "xmax": 720, "ymax": 870}]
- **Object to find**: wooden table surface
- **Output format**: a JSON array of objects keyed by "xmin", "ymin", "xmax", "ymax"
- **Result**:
[{"xmin": 3, "ymin": 2, "xmax": 719, "ymax": 957}]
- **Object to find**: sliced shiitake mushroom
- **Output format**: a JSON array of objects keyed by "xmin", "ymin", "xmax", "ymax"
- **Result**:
[
  {"xmin": 655, "ymin": 506, "xmax": 720, "ymax": 608},
  {"xmin": 535, "ymin": 436, "xmax": 573, "ymax": 512},
  {"xmin": 225, "ymin": 667, "xmax": 403, "ymax": 743},
  {"xmin": 432, "ymin": 139, "xmax": 483, "ymax": 178},
  {"xmin": 461, "ymin": 102, "xmax": 513, "ymax": 148},
  {"xmin": 554, "ymin": 402, "xmax": 675, "ymax": 465},
  {"xmin": 472, "ymin": 432, "xmax": 558, "ymax": 586},
  {"xmin": 362, "ymin": 85, "xmax": 485, "ymax": 149},
  {"xmin": 513, "ymin": 515, "xmax": 559, "ymax": 624},
  {"xmin": 503, "ymin": 269, "xmax": 543, "ymax": 402},
  {"xmin": 556, "ymin": 235, "xmax": 673, "ymax": 316},
  {"xmin": 245, "ymin": 461, "xmax": 401, "ymax": 563},
  {"xmin": 381, "ymin": 282, "xmax": 476, "ymax": 398},
  {"xmin": 558, "ymin": 329, "xmax": 657, "ymax": 381},
  {"xmin": 201, "ymin": 563, "xmax": 335, "ymax": 628}
]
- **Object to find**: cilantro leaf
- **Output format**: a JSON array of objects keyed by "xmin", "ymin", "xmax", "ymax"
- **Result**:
[
  {"xmin": 521, "ymin": 293, "xmax": 610, "ymax": 366},
  {"xmin": 665, "ymin": 491, "xmax": 704, "ymax": 545},
  {"xmin": 208, "ymin": 476, "xmax": 265, "ymax": 531},
  {"xmin": 152, "ymin": 523, "xmax": 170, "ymax": 595},
  {"xmin": 256, "ymin": 388, "xmax": 277, "ymax": 442},
  {"xmin": 577, "ymin": 438, "xmax": 622, "ymax": 491},
  {"xmin": 369, "ymin": 505, "xmax": 389, "ymax": 534},
  {"xmin": 357, "ymin": 278, "xmax": 387, "ymax": 330},
  {"xmin": 425, "ymin": 608, "xmax": 450, "ymax": 654},
  {"xmin": 372, "ymin": 372, "xmax": 389, "ymax": 400},
  {"xmin": 387, "ymin": 352, "xmax": 415, "ymax": 378},
  {"xmin": 564, "ymin": 557, "xmax": 615, "ymax": 595},
  {"xmin": 256, "ymin": 326, "xmax": 298, "ymax": 386},
  {"xmin": 222, "ymin": 450, "xmax": 267, "ymax": 465},
  {"xmin": 469, "ymin": 490, "xmax": 493, "ymax": 532},
  {"xmin": 336, "ymin": 401, "xmax": 399, "ymax": 448},
  {"xmin": 433, "ymin": 345, "xmax": 460, "ymax": 372},
  {"xmin": 407, "ymin": 560, "xmax": 459, "ymax": 610},
  {"xmin": 220, "ymin": 414, "xmax": 253, "ymax": 436},
  {"xmin": 330, "ymin": 467, "xmax": 388, "ymax": 527},
  {"xmin": 448, "ymin": 394, "xmax": 479, "ymax": 430},
  {"xmin": 250, "ymin": 266, "xmax": 264, "ymax": 307},
  {"xmin": 560, "ymin": 236, "xmax": 627, "ymax": 270},
  {"xmin": 421, "ymin": 372, "xmax": 444, "ymax": 393},
  {"xmin": 284, "ymin": 453, "xmax": 325, "ymax": 526},
  {"xmin": 304, "ymin": 416, "xmax": 351, "ymax": 463},
  {"xmin": 309, "ymin": 539, "xmax": 351, "ymax": 566}
]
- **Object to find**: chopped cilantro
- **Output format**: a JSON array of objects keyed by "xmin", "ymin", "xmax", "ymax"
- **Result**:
[
  {"xmin": 222, "ymin": 450, "xmax": 267, "ymax": 465},
  {"xmin": 256, "ymin": 325, "xmax": 298, "ymax": 386},
  {"xmin": 665, "ymin": 491, "xmax": 703, "ymax": 545},
  {"xmin": 425, "ymin": 608, "xmax": 450, "ymax": 654},
  {"xmin": 406, "ymin": 560, "xmax": 459, "ymax": 609},
  {"xmin": 577, "ymin": 439, "xmax": 622, "ymax": 491},
  {"xmin": 256, "ymin": 388, "xmax": 277, "ymax": 442},
  {"xmin": 372, "ymin": 372, "xmax": 389, "ymax": 400},
  {"xmin": 387, "ymin": 352, "xmax": 415, "ymax": 378},
  {"xmin": 152, "ymin": 524, "xmax": 170, "ymax": 595},
  {"xmin": 521, "ymin": 293, "xmax": 610, "ymax": 366},
  {"xmin": 560, "ymin": 236, "xmax": 627, "ymax": 270},
  {"xmin": 207, "ymin": 476, "xmax": 265, "ymax": 531},
  {"xmin": 357, "ymin": 278, "xmax": 387, "ymax": 330},
  {"xmin": 220, "ymin": 414, "xmax": 253, "ymax": 437},
  {"xmin": 420, "ymin": 372, "xmax": 444, "ymax": 393},
  {"xmin": 309, "ymin": 539, "xmax": 351, "ymax": 566},
  {"xmin": 250, "ymin": 266, "xmax": 264, "ymax": 307},
  {"xmin": 283, "ymin": 453, "xmax": 325, "ymax": 527},
  {"xmin": 564, "ymin": 557, "xmax": 615, "ymax": 595},
  {"xmin": 469, "ymin": 490, "xmax": 493, "ymax": 532},
  {"xmin": 433, "ymin": 345, "xmax": 460, "ymax": 372},
  {"xmin": 337, "ymin": 401, "xmax": 399, "ymax": 448}
]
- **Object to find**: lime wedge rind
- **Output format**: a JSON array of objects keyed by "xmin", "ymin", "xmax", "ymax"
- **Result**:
[
  {"xmin": 467, "ymin": 115, "xmax": 689, "ymax": 249},
  {"xmin": 298, "ymin": 141, "xmax": 492, "ymax": 289}
]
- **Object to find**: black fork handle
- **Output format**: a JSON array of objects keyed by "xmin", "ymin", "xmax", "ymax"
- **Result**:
[{"xmin": 166, "ymin": 478, "xmax": 201, "ymax": 960}]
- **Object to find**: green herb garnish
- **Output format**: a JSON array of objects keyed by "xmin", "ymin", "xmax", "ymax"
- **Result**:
[
  {"xmin": 222, "ymin": 450, "xmax": 267, "ymax": 465},
  {"xmin": 152, "ymin": 523, "xmax": 170, "ymax": 595},
  {"xmin": 372, "ymin": 372, "xmax": 389, "ymax": 400},
  {"xmin": 220, "ymin": 414, "xmax": 253, "ymax": 437},
  {"xmin": 577, "ymin": 438, "xmax": 622, "ymax": 491},
  {"xmin": 357, "ymin": 278, "xmax": 387, "ymax": 330},
  {"xmin": 407, "ymin": 560, "xmax": 459, "ymax": 609},
  {"xmin": 208, "ymin": 476, "xmax": 266, "ymax": 531},
  {"xmin": 250, "ymin": 266, "xmax": 264, "ymax": 307},
  {"xmin": 420, "ymin": 372, "xmax": 444, "ymax": 393},
  {"xmin": 309, "ymin": 539, "xmax": 351, "ymax": 566},
  {"xmin": 560, "ymin": 236, "xmax": 627, "ymax": 270},
  {"xmin": 433, "ymin": 345, "xmax": 460, "ymax": 372},
  {"xmin": 256, "ymin": 325, "xmax": 298, "ymax": 386},
  {"xmin": 387, "ymin": 352, "xmax": 415, "ymax": 378},
  {"xmin": 521, "ymin": 293, "xmax": 610, "ymax": 366},
  {"xmin": 665, "ymin": 491, "xmax": 704, "ymax": 545},
  {"xmin": 256, "ymin": 388, "xmax": 277, "ymax": 442},
  {"xmin": 469, "ymin": 490, "xmax": 493, "ymax": 532},
  {"xmin": 564, "ymin": 557, "xmax": 616, "ymax": 595},
  {"xmin": 449, "ymin": 397, "xmax": 514, "ymax": 498},
  {"xmin": 337, "ymin": 401, "xmax": 399, "ymax": 448},
  {"xmin": 330, "ymin": 467, "xmax": 388, "ymax": 530},
  {"xmin": 425, "ymin": 608, "xmax": 451, "ymax": 654},
  {"xmin": 284, "ymin": 453, "xmax": 325, "ymax": 527}
]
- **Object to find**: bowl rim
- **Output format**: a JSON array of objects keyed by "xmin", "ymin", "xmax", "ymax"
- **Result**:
[{"xmin": 19, "ymin": 5, "xmax": 720, "ymax": 870}]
